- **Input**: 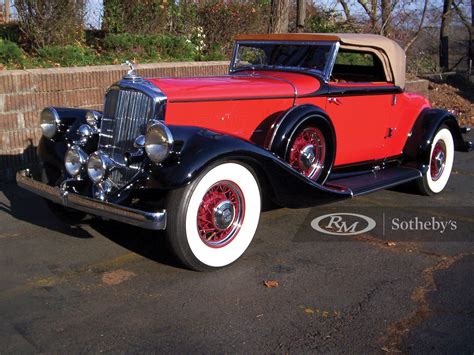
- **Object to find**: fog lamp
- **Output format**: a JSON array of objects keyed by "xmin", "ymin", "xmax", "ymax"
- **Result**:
[
  {"xmin": 64, "ymin": 146, "xmax": 88, "ymax": 177},
  {"xmin": 87, "ymin": 151, "xmax": 112, "ymax": 183}
]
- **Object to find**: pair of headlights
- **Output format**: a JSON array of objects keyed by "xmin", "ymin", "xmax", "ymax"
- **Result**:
[{"xmin": 64, "ymin": 120, "xmax": 174, "ymax": 181}]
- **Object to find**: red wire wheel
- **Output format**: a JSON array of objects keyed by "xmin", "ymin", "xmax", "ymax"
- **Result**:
[
  {"xmin": 430, "ymin": 140, "xmax": 447, "ymax": 181},
  {"xmin": 197, "ymin": 180, "xmax": 245, "ymax": 248},
  {"xmin": 288, "ymin": 126, "xmax": 326, "ymax": 180}
]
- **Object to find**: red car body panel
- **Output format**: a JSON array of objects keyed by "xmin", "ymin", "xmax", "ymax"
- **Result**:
[{"xmin": 148, "ymin": 71, "xmax": 429, "ymax": 167}]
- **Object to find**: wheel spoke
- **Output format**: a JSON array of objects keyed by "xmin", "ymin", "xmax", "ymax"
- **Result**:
[{"xmin": 197, "ymin": 181, "xmax": 245, "ymax": 248}]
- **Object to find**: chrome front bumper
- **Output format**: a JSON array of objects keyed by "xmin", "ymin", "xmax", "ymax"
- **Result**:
[{"xmin": 16, "ymin": 170, "xmax": 167, "ymax": 230}]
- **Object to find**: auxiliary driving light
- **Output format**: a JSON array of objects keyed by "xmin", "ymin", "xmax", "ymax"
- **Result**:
[
  {"xmin": 145, "ymin": 121, "xmax": 174, "ymax": 164},
  {"xmin": 87, "ymin": 151, "xmax": 112, "ymax": 183},
  {"xmin": 64, "ymin": 146, "xmax": 88, "ymax": 177}
]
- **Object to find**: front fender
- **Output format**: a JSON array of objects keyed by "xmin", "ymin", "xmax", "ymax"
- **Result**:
[
  {"xmin": 403, "ymin": 108, "xmax": 470, "ymax": 172},
  {"xmin": 144, "ymin": 126, "xmax": 351, "ymax": 208}
]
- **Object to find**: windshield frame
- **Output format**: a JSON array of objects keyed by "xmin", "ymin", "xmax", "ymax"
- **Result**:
[{"xmin": 229, "ymin": 40, "xmax": 340, "ymax": 82}]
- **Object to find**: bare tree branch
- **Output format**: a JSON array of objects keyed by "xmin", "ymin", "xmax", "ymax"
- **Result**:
[
  {"xmin": 338, "ymin": 0, "xmax": 352, "ymax": 21},
  {"xmin": 452, "ymin": 1, "xmax": 472, "ymax": 33},
  {"xmin": 404, "ymin": 0, "xmax": 429, "ymax": 50}
]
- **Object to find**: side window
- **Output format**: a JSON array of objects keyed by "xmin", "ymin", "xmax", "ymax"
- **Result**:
[{"xmin": 331, "ymin": 50, "xmax": 387, "ymax": 83}]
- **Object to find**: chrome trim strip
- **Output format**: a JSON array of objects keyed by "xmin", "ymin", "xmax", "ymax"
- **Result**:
[{"xmin": 16, "ymin": 170, "xmax": 167, "ymax": 230}]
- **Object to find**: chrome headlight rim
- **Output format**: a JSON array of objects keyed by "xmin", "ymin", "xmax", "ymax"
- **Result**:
[
  {"xmin": 145, "ymin": 120, "xmax": 174, "ymax": 164},
  {"xmin": 87, "ymin": 151, "xmax": 113, "ymax": 183},
  {"xmin": 64, "ymin": 146, "xmax": 88, "ymax": 177},
  {"xmin": 40, "ymin": 107, "xmax": 60, "ymax": 139}
]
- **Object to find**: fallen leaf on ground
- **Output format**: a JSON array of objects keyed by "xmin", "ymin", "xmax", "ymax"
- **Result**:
[
  {"xmin": 386, "ymin": 241, "xmax": 397, "ymax": 247},
  {"xmin": 263, "ymin": 280, "xmax": 279, "ymax": 288},
  {"xmin": 102, "ymin": 269, "xmax": 136, "ymax": 286}
]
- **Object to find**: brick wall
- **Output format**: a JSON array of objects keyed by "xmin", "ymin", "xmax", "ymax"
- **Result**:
[
  {"xmin": 0, "ymin": 61, "xmax": 229, "ymax": 181},
  {"xmin": 0, "ymin": 61, "xmax": 427, "ymax": 181}
]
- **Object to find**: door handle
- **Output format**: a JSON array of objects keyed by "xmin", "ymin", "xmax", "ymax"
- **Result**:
[{"xmin": 328, "ymin": 97, "xmax": 342, "ymax": 105}]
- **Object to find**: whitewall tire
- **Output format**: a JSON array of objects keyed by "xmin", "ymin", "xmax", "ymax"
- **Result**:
[
  {"xmin": 165, "ymin": 162, "xmax": 261, "ymax": 271},
  {"xmin": 417, "ymin": 127, "xmax": 454, "ymax": 195}
]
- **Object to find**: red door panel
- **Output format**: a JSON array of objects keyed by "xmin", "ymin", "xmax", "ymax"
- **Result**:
[{"xmin": 324, "ymin": 92, "xmax": 392, "ymax": 166}]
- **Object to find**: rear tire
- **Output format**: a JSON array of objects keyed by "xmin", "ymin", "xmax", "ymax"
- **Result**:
[
  {"xmin": 165, "ymin": 162, "xmax": 261, "ymax": 271},
  {"xmin": 416, "ymin": 127, "xmax": 454, "ymax": 195}
]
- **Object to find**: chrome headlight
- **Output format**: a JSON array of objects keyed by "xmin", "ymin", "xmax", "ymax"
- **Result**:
[
  {"xmin": 40, "ymin": 107, "xmax": 60, "ymax": 139},
  {"xmin": 145, "ymin": 121, "xmax": 174, "ymax": 164},
  {"xmin": 87, "ymin": 151, "xmax": 112, "ymax": 183},
  {"xmin": 86, "ymin": 111, "xmax": 101, "ymax": 127},
  {"xmin": 64, "ymin": 146, "xmax": 88, "ymax": 177}
]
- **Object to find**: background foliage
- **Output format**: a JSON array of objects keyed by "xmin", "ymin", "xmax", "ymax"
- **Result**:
[{"xmin": 0, "ymin": 0, "xmax": 471, "ymax": 75}]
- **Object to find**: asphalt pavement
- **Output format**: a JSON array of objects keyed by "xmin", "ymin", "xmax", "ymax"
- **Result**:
[{"xmin": 1, "ymin": 136, "xmax": 473, "ymax": 353}]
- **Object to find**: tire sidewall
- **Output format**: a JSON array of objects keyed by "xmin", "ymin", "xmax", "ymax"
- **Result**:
[
  {"xmin": 425, "ymin": 127, "xmax": 454, "ymax": 194},
  {"xmin": 175, "ymin": 161, "xmax": 261, "ymax": 269}
]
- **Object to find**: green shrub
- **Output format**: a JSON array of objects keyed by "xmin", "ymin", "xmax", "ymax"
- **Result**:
[
  {"xmin": 0, "ymin": 23, "xmax": 21, "ymax": 43},
  {"xmin": 306, "ymin": 9, "xmax": 348, "ymax": 33},
  {"xmin": 197, "ymin": 1, "xmax": 270, "ymax": 56},
  {"xmin": 103, "ymin": 33, "xmax": 195, "ymax": 61},
  {"xmin": 0, "ymin": 39, "xmax": 25, "ymax": 68},
  {"xmin": 36, "ymin": 45, "xmax": 97, "ymax": 67},
  {"xmin": 103, "ymin": 0, "xmax": 168, "ymax": 34}
]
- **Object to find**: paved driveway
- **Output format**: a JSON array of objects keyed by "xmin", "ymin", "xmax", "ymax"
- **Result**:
[{"xmin": 1, "ymin": 138, "xmax": 473, "ymax": 353}]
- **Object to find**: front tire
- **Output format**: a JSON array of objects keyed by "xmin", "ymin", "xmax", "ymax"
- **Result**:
[
  {"xmin": 165, "ymin": 162, "xmax": 261, "ymax": 271},
  {"xmin": 417, "ymin": 127, "xmax": 454, "ymax": 195}
]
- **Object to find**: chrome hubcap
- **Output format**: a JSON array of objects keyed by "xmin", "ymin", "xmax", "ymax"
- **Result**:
[
  {"xmin": 289, "ymin": 127, "xmax": 326, "ymax": 180},
  {"xmin": 430, "ymin": 140, "xmax": 446, "ymax": 181},
  {"xmin": 300, "ymin": 145, "xmax": 316, "ymax": 170},
  {"xmin": 213, "ymin": 200, "xmax": 235, "ymax": 230}
]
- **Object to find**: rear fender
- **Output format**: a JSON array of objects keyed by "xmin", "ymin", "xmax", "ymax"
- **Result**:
[{"xmin": 403, "ymin": 108, "xmax": 469, "ymax": 172}]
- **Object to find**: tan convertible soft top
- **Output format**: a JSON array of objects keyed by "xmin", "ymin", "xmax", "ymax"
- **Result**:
[{"xmin": 235, "ymin": 33, "xmax": 406, "ymax": 88}]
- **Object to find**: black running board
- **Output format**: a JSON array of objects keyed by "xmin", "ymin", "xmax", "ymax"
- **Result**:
[{"xmin": 325, "ymin": 166, "xmax": 422, "ymax": 196}]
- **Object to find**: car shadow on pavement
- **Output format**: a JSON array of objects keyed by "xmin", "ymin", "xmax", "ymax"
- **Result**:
[
  {"xmin": 87, "ymin": 219, "xmax": 183, "ymax": 268},
  {"xmin": 0, "ymin": 182, "xmax": 94, "ymax": 239},
  {"xmin": 0, "ymin": 181, "xmax": 184, "ymax": 267}
]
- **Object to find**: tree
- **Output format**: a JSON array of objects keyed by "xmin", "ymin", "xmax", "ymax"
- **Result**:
[
  {"xmin": 269, "ymin": 0, "xmax": 289, "ymax": 33},
  {"xmin": 4, "ymin": 0, "xmax": 10, "ymax": 23},
  {"xmin": 439, "ymin": 0, "xmax": 453, "ymax": 71},
  {"xmin": 404, "ymin": 0, "xmax": 429, "ymax": 51},
  {"xmin": 381, "ymin": 0, "xmax": 392, "ymax": 34},
  {"xmin": 296, "ymin": 0, "xmax": 306, "ymax": 33}
]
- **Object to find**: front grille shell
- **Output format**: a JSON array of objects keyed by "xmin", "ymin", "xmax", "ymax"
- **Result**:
[{"xmin": 97, "ymin": 79, "xmax": 166, "ymax": 189}]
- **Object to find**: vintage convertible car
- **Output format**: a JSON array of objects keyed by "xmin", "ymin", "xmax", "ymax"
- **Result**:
[{"xmin": 17, "ymin": 33, "xmax": 472, "ymax": 270}]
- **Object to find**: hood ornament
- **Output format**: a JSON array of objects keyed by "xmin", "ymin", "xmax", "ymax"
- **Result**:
[{"xmin": 122, "ymin": 60, "xmax": 139, "ymax": 80}]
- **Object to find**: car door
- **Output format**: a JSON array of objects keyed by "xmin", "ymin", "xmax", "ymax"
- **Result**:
[
  {"xmin": 325, "ymin": 85, "xmax": 393, "ymax": 166},
  {"xmin": 325, "ymin": 49, "xmax": 394, "ymax": 167}
]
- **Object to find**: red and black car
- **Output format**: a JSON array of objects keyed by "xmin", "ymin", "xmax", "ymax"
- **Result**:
[{"xmin": 17, "ymin": 33, "xmax": 472, "ymax": 270}]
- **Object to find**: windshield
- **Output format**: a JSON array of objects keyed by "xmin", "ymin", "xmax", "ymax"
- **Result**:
[{"xmin": 231, "ymin": 41, "xmax": 335, "ymax": 75}]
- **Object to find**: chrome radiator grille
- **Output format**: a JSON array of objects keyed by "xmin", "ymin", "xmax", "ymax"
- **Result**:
[{"xmin": 98, "ymin": 88, "xmax": 154, "ymax": 187}]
